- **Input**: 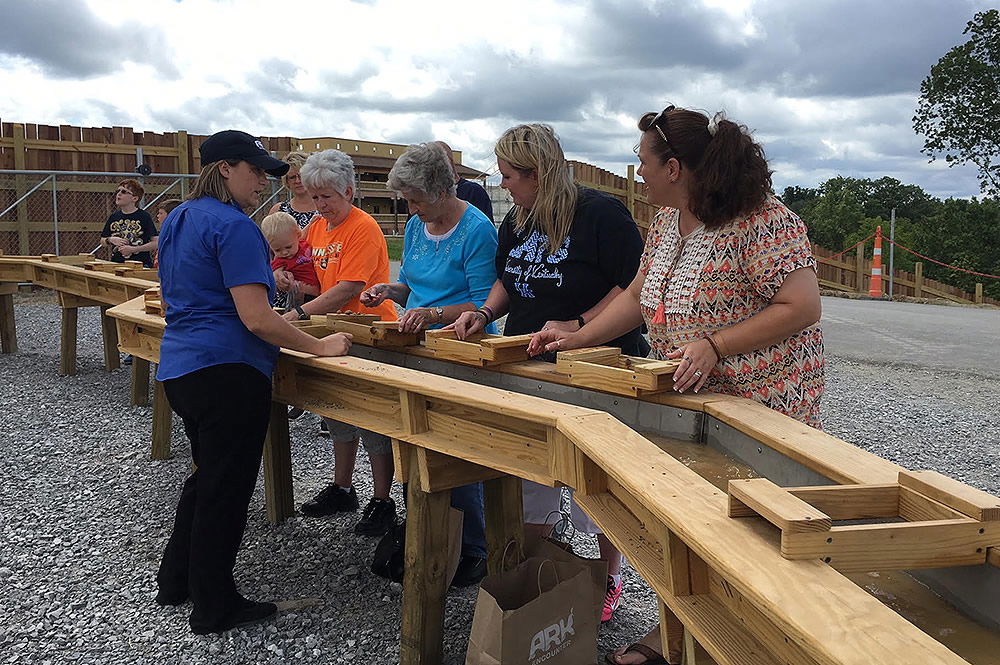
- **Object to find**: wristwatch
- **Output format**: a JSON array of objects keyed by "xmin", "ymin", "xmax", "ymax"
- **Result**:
[
  {"xmin": 295, "ymin": 305, "xmax": 309, "ymax": 321},
  {"xmin": 434, "ymin": 306, "xmax": 444, "ymax": 323}
]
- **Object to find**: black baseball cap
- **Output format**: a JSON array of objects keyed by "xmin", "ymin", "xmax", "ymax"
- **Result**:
[{"xmin": 199, "ymin": 130, "xmax": 289, "ymax": 177}]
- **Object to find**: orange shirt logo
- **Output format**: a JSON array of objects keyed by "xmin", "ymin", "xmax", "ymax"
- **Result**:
[{"xmin": 313, "ymin": 242, "xmax": 343, "ymax": 271}]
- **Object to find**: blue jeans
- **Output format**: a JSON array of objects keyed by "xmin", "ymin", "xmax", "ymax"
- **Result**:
[{"xmin": 450, "ymin": 482, "xmax": 486, "ymax": 558}]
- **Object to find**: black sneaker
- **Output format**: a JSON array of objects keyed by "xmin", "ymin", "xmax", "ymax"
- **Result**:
[
  {"xmin": 123, "ymin": 354, "xmax": 133, "ymax": 366},
  {"xmin": 300, "ymin": 484, "xmax": 359, "ymax": 517},
  {"xmin": 354, "ymin": 497, "xmax": 397, "ymax": 536},
  {"xmin": 191, "ymin": 599, "xmax": 277, "ymax": 635},
  {"xmin": 451, "ymin": 555, "xmax": 487, "ymax": 588},
  {"xmin": 287, "ymin": 407, "xmax": 304, "ymax": 420}
]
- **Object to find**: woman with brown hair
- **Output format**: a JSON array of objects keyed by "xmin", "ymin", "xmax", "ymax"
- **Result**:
[
  {"xmin": 452, "ymin": 123, "xmax": 646, "ymax": 622},
  {"xmin": 530, "ymin": 106, "xmax": 825, "ymax": 664},
  {"xmin": 154, "ymin": 131, "xmax": 352, "ymax": 635}
]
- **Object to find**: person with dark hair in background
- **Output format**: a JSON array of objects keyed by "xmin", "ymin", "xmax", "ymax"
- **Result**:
[
  {"xmin": 431, "ymin": 141, "xmax": 494, "ymax": 223},
  {"xmin": 530, "ymin": 106, "xmax": 824, "ymax": 665},
  {"xmin": 154, "ymin": 130, "xmax": 352, "ymax": 635}
]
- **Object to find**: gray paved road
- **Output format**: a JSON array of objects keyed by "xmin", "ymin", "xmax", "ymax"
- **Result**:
[{"xmin": 820, "ymin": 297, "xmax": 1000, "ymax": 379}]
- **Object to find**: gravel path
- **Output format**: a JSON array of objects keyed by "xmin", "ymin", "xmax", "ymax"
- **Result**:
[{"xmin": 1, "ymin": 295, "xmax": 997, "ymax": 664}]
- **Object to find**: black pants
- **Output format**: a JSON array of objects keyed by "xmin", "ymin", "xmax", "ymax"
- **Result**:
[{"xmin": 156, "ymin": 362, "xmax": 272, "ymax": 632}]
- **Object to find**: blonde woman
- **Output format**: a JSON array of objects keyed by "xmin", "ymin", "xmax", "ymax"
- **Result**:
[{"xmin": 452, "ymin": 123, "xmax": 645, "ymax": 622}]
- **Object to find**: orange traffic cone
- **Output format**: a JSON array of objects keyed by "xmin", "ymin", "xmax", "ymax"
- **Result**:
[{"xmin": 869, "ymin": 225, "xmax": 883, "ymax": 298}]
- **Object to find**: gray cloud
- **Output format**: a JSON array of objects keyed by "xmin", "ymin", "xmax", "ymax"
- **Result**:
[{"xmin": 0, "ymin": 0, "xmax": 177, "ymax": 79}]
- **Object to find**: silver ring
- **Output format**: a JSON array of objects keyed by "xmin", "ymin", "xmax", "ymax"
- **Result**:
[{"xmin": 694, "ymin": 370, "xmax": 703, "ymax": 377}]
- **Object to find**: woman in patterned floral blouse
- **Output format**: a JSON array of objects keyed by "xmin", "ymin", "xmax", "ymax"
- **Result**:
[{"xmin": 530, "ymin": 106, "xmax": 825, "ymax": 664}]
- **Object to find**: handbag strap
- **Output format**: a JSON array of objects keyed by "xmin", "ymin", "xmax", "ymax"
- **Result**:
[{"xmin": 542, "ymin": 510, "xmax": 577, "ymax": 542}]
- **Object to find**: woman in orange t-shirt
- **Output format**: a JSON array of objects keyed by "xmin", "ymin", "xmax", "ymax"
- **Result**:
[{"xmin": 281, "ymin": 149, "xmax": 399, "ymax": 536}]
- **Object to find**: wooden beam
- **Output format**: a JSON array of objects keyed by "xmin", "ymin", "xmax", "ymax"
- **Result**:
[
  {"xmin": 0, "ymin": 288, "xmax": 16, "ymax": 353},
  {"xmin": 151, "ymin": 380, "xmax": 172, "ymax": 460},
  {"xmin": 100, "ymin": 306, "xmax": 121, "ymax": 371},
  {"xmin": 413, "ymin": 447, "xmax": 504, "ymax": 492},
  {"xmin": 781, "ymin": 519, "xmax": 1000, "ymax": 571},
  {"xmin": 898, "ymin": 486, "xmax": 969, "ymax": 522},
  {"xmin": 483, "ymin": 475, "xmax": 524, "ymax": 576},
  {"xmin": 400, "ymin": 459, "xmax": 451, "ymax": 665},
  {"xmin": 263, "ymin": 400, "xmax": 294, "ymax": 524},
  {"xmin": 399, "ymin": 389, "xmax": 428, "ymax": 435},
  {"xmin": 659, "ymin": 601, "xmax": 684, "ymax": 665},
  {"xmin": 58, "ymin": 305, "xmax": 78, "ymax": 376},
  {"xmin": 130, "ymin": 356, "xmax": 150, "ymax": 406},
  {"xmin": 727, "ymin": 484, "xmax": 900, "ymax": 521},
  {"xmin": 899, "ymin": 470, "xmax": 1000, "ymax": 521},
  {"xmin": 727, "ymin": 478, "xmax": 832, "ymax": 533}
]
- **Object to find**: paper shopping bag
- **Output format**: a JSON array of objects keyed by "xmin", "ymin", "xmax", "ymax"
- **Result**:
[
  {"xmin": 525, "ymin": 534, "xmax": 608, "ymax": 626},
  {"xmin": 465, "ymin": 556, "xmax": 597, "ymax": 665}
]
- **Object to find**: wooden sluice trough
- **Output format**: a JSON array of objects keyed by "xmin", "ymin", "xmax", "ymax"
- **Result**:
[
  {"xmin": 102, "ymin": 297, "xmax": 1000, "ymax": 665},
  {"xmin": 3, "ymin": 255, "xmax": 999, "ymax": 664}
]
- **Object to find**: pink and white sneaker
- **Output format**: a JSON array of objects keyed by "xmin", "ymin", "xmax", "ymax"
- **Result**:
[{"xmin": 602, "ymin": 575, "xmax": 623, "ymax": 623}]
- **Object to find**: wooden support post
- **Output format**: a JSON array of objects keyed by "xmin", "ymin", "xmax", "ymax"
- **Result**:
[
  {"xmin": 400, "ymin": 457, "xmax": 452, "ymax": 665},
  {"xmin": 151, "ymin": 380, "xmax": 173, "ymax": 460},
  {"xmin": 176, "ymin": 130, "xmax": 190, "ymax": 177},
  {"xmin": 130, "ymin": 357, "xmax": 150, "ymax": 406},
  {"xmin": 659, "ymin": 601, "xmax": 685, "ymax": 665},
  {"xmin": 855, "ymin": 241, "xmax": 866, "ymax": 293},
  {"xmin": 0, "ymin": 284, "xmax": 16, "ymax": 353},
  {"xmin": 59, "ymin": 305, "xmax": 78, "ymax": 376},
  {"xmin": 13, "ymin": 124, "xmax": 29, "ymax": 254},
  {"xmin": 682, "ymin": 627, "xmax": 699, "ymax": 665},
  {"xmin": 914, "ymin": 262, "xmax": 923, "ymax": 297},
  {"xmin": 975, "ymin": 283, "xmax": 983, "ymax": 304},
  {"xmin": 100, "ymin": 306, "xmax": 120, "ymax": 371},
  {"xmin": 263, "ymin": 400, "xmax": 295, "ymax": 524},
  {"xmin": 483, "ymin": 474, "xmax": 525, "ymax": 576}
]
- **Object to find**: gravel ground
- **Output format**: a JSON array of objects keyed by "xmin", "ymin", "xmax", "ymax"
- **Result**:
[{"xmin": 1, "ymin": 295, "xmax": 998, "ymax": 664}]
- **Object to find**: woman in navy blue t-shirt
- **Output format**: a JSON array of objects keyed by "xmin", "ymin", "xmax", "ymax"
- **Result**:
[{"xmin": 154, "ymin": 130, "xmax": 352, "ymax": 635}]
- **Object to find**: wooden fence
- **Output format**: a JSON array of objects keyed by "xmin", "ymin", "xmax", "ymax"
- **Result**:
[
  {"xmin": 570, "ymin": 161, "xmax": 998, "ymax": 306},
  {"xmin": 1, "ymin": 122, "xmax": 994, "ymax": 304}
]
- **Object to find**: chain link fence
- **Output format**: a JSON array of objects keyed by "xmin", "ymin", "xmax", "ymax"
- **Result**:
[{"xmin": 0, "ymin": 170, "xmax": 284, "ymax": 258}]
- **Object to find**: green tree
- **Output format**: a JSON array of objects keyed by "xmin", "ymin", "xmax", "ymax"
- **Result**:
[{"xmin": 913, "ymin": 10, "xmax": 1000, "ymax": 198}]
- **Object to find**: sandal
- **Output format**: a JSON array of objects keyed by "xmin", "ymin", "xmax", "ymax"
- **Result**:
[{"xmin": 605, "ymin": 642, "xmax": 667, "ymax": 665}]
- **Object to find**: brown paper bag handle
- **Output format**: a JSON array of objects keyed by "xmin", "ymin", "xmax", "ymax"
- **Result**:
[
  {"xmin": 537, "ymin": 559, "xmax": 561, "ymax": 595},
  {"xmin": 500, "ymin": 538, "xmax": 524, "ymax": 572},
  {"xmin": 542, "ymin": 510, "xmax": 576, "ymax": 542}
]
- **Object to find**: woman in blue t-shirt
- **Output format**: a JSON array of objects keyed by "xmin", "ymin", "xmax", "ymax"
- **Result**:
[
  {"xmin": 359, "ymin": 142, "xmax": 499, "ymax": 587},
  {"xmin": 154, "ymin": 130, "xmax": 352, "ymax": 635}
]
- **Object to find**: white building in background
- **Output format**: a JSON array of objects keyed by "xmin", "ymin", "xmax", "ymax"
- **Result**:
[{"xmin": 486, "ymin": 182, "xmax": 513, "ymax": 224}]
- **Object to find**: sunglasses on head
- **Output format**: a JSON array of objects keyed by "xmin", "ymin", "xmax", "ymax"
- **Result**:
[{"xmin": 648, "ymin": 105, "xmax": 678, "ymax": 155}]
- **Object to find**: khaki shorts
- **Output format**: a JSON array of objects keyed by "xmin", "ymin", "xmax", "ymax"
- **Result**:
[{"xmin": 322, "ymin": 418, "xmax": 392, "ymax": 455}]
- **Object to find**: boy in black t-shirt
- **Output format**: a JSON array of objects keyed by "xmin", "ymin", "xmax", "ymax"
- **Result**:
[{"xmin": 100, "ymin": 179, "xmax": 158, "ymax": 268}]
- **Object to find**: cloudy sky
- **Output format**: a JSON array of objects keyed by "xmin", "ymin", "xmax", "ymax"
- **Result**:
[{"xmin": 0, "ymin": 0, "xmax": 992, "ymax": 198}]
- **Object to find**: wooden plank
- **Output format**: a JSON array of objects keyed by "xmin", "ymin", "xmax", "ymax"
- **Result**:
[
  {"xmin": 898, "ymin": 486, "xmax": 969, "ymax": 522},
  {"xmin": 704, "ymin": 400, "xmax": 903, "ymax": 485},
  {"xmin": 479, "ymin": 333, "xmax": 534, "ymax": 350},
  {"xmin": 781, "ymin": 519, "xmax": 1000, "ymax": 571},
  {"xmin": 727, "ymin": 478, "xmax": 832, "ymax": 533},
  {"xmin": 263, "ymin": 400, "xmax": 294, "ymax": 524},
  {"xmin": 483, "ymin": 475, "xmax": 525, "ymax": 576},
  {"xmin": 100, "ymin": 306, "xmax": 120, "ymax": 371},
  {"xmin": 151, "ymin": 380, "xmax": 173, "ymax": 460},
  {"xmin": 326, "ymin": 312, "xmax": 379, "ymax": 324},
  {"xmin": 400, "ymin": 459, "xmax": 452, "ymax": 665},
  {"xmin": 554, "ymin": 345, "xmax": 622, "ymax": 365},
  {"xmin": 659, "ymin": 601, "xmax": 684, "ymax": 665},
  {"xmin": 546, "ymin": 428, "xmax": 577, "ymax": 486},
  {"xmin": 423, "ymin": 410, "xmax": 550, "ymax": 482},
  {"xmin": 898, "ymin": 470, "xmax": 1000, "ymax": 521},
  {"xmin": 0, "ymin": 291, "xmax": 16, "ymax": 353},
  {"xmin": 705, "ymin": 569, "xmax": 818, "ymax": 665},
  {"xmin": 0, "ymin": 136, "xmax": 179, "ymax": 156},
  {"xmin": 989, "ymin": 547, "xmax": 1000, "ymax": 569},
  {"xmin": 59, "ymin": 305, "xmax": 78, "ymax": 376},
  {"xmin": 399, "ymin": 389, "xmax": 429, "ymax": 435},
  {"xmin": 391, "ymin": 438, "xmax": 411, "ymax": 484},
  {"xmin": 413, "ymin": 447, "xmax": 504, "ymax": 493},
  {"xmin": 727, "ymin": 484, "xmax": 900, "ymax": 521},
  {"xmin": 130, "ymin": 356, "xmax": 150, "ymax": 406}
]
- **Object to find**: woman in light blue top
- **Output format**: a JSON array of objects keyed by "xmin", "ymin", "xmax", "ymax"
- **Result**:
[{"xmin": 360, "ymin": 142, "xmax": 498, "ymax": 586}]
